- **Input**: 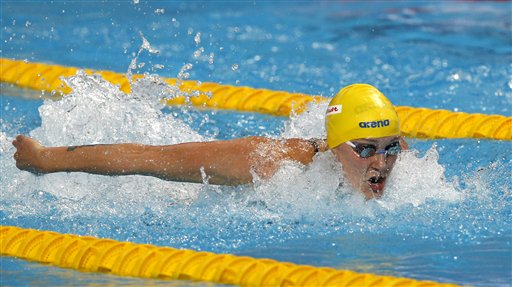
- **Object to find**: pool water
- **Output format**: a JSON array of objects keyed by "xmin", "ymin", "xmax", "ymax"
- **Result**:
[{"xmin": 1, "ymin": 1, "xmax": 511, "ymax": 287}]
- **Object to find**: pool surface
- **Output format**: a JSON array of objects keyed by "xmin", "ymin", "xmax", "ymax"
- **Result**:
[{"xmin": 1, "ymin": 1, "xmax": 511, "ymax": 286}]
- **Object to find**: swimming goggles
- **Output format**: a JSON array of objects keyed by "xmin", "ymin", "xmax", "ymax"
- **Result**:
[{"xmin": 345, "ymin": 141, "xmax": 401, "ymax": 158}]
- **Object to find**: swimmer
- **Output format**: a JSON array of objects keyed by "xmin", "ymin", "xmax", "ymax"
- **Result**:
[{"xmin": 12, "ymin": 83, "xmax": 407, "ymax": 199}]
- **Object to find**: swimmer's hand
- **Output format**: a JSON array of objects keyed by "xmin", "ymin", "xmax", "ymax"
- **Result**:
[{"xmin": 12, "ymin": 135, "xmax": 48, "ymax": 174}]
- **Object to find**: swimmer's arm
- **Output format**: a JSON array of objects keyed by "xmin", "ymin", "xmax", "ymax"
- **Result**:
[{"xmin": 12, "ymin": 135, "xmax": 324, "ymax": 185}]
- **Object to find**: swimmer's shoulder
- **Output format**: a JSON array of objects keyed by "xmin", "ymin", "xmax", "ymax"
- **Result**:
[
  {"xmin": 252, "ymin": 137, "xmax": 328, "ymax": 155},
  {"xmin": 214, "ymin": 136, "xmax": 328, "ymax": 156}
]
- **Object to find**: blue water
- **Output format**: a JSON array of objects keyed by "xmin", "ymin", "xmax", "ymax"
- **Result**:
[{"xmin": 1, "ymin": 1, "xmax": 511, "ymax": 287}]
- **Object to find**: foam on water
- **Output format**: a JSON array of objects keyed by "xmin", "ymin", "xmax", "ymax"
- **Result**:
[
  {"xmin": 1, "ymin": 69, "xmax": 207, "ymax": 220},
  {"xmin": 281, "ymin": 100, "xmax": 328, "ymax": 139},
  {"xmin": 0, "ymin": 35, "xmax": 509, "ymax": 255},
  {"xmin": 1, "ymin": 70, "xmax": 504, "ymax": 243}
]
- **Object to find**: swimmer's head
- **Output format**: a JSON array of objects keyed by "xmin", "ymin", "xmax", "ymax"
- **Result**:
[
  {"xmin": 325, "ymin": 83, "xmax": 400, "ymax": 149},
  {"xmin": 325, "ymin": 84, "xmax": 402, "ymax": 199}
]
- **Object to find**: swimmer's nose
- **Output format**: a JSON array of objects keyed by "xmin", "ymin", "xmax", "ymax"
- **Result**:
[{"xmin": 371, "ymin": 153, "xmax": 388, "ymax": 171}]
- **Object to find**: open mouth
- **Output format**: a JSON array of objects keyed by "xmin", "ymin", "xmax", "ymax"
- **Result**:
[{"xmin": 367, "ymin": 176, "xmax": 386, "ymax": 193}]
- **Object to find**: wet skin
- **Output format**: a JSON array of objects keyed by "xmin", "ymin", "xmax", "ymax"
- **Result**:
[
  {"xmin": 331, "ymin": 136, "xmax": 402, "ymax": 200},
  {"xmin": 12, "ymin": 135, "xmax": 46, "ymax": 174},
  {"xmin": 13, "ymin": 134, "xmax": 405, "ymax": 199}
]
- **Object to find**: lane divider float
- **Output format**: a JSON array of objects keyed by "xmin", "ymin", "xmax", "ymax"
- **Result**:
[{"xmin": 1, "ymin": 225, "xmax": 461, "ymax": 287}]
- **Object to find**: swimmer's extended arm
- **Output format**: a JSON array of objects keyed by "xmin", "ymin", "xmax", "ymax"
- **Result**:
[{"xmin": 12, "ymin": 135, "xmax": 326, "ymax": 185}]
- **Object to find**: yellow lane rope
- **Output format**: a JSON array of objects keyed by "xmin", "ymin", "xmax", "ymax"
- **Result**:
[
  {"xmin": 1, "ymin": 58, "xmax": 510, "ymax": 140},
  {"xmin": 1, "ymin": 226, "xmax": 461, "ymax": 287}
]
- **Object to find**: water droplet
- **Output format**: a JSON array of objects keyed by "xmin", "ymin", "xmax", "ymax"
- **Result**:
[
  {"xmin": 139, "ymin": 32, "xmax": 160, "ymax": 54},
  {"xmin": 193, "ymin": 47, "xmax": 204, "ymax": 59},
  {"xmin": 154, "ymin": 8, "xmax": 165, "ymax": 15},
  {"xmin": 178, "ymin": 63, "xmax": 193, "ymax": 80},
  {"xmin": 449, "ymin": 73, "xmax": 460, "ymax": 81},
  {"xmin": 194, "ymin": 32, "xmax": 201, "ymax": 46}
]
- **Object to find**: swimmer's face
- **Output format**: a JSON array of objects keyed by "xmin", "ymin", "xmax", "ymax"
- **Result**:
[{"xmin": 331, "ymin": 136, "xmax": 402, "ymax": 199}]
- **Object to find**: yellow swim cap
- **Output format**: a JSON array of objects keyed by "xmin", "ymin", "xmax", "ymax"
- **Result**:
[{"xmin": 325, "ymin": 83, "xmax": 400, "ymax": 149}]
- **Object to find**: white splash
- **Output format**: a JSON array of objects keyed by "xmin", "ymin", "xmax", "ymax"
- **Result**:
[
  {"xmin": 33, "ymin": 71, "xmax": 200, "ymax": 146},
  {"xmin": 127, "ymin": 32, "xmax": 160, "ymax": 79},
  {"xmin": 1, "ymin": 31, "xmax": 464, "ymax": 225},
  {"xmin": 2, "ymin": 68, "xmax": 205, "ymax": 219},
  {"xmin": 0, "ymin": 132, "xmax": 10, "ymax": 153},
  {"xmin": 247, "ymin": 151, "xmax": 344, "ymax": 220},
  {"xmin": 281, "ymin": 100, "xmax": 328, "ymax": 139},
  {"xmin": 379, "ymin": 146, "xmax": 463, "ymax": 209},
  {"xmin": 2, "ymin": 71, "xmax": 464, "ymax": 222}
]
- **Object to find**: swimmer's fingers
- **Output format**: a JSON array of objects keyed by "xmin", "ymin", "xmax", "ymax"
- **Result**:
[
  {"xmin": 13, "ymin": 149, "xmax": 28, "ymax": 169},
  {"xmin": 12, "ymin": 136, "xmax": 23, "ymax": 161},
  {"xmin": 12, "ymin": 135, "xmax": 46, "ymax": 174},
  {"xmin": 12, "ymin": 134, "xmax": 31, "ymax": 149},
  {"xmin": 12, "ymin": 135, "xmax": 43, "ymax": 151},
  {"xmin": 13, "ymin": 151, "xmax": 43, "ymax": 175},
  {"xmin": 12, "ymin": 135, "xmax": 21, "ymax": 148}
]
